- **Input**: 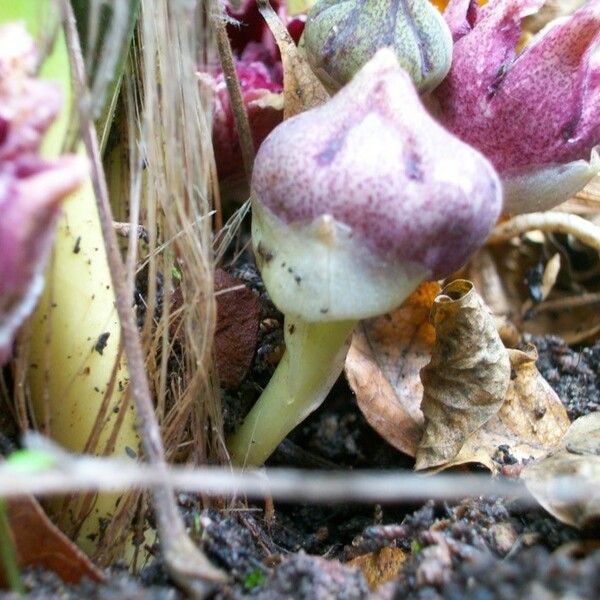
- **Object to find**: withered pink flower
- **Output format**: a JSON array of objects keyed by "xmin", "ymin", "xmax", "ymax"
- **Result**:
[
  {"xmin": 200, "ymin": 0, "xmax": 305, "ymax": 183},
  {"xmin": 434, "ymin": 0, "xmax": 600, "ymax": 213},
  {"xmin": 0, "ymin": 24, "xmax": 86, "ymax": 364}
]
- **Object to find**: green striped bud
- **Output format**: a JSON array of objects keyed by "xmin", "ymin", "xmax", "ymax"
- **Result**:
[{"xmin": 303, "ymin": 0, "xmax": 453, "ymax": 93}]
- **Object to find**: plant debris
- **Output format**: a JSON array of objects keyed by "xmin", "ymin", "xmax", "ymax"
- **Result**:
[
  {"xmin": 345, "ymin": 282, "xmax": 439, "ymax": 456},
  {"xmin": 214, "ymin": 269, "xmax": 261, "ymax": 389},
  {"xmin": 523, "ymin": 412, "xmax": 600, "ymax": 528},
  {"xmin": 2, "ymin": 497, "xmax": 103, "ymax": 586},
  {"xmin": 417, "ymin": 280, "xmax": 511, "ymax": 469}
]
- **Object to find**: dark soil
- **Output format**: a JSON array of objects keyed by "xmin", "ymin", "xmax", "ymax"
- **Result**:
[
  {"xmin": 531, "ymin": 335, "xmax": 600, "ymax": 420},
  {"xmin": 3, "ymin": 262, "xmax": 600, "ymax": 599}
]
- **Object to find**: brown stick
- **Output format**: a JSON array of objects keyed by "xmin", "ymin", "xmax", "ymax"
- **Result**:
[
  {"xmin": 212, "ymin": 0, "xmax": 255, "ymax": 183},
  {"xmin": 60, "ymin": 3, "xmax": 225, "ymax": 597}
]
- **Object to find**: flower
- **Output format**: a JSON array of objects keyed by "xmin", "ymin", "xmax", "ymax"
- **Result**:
[
  {"xmin": 200, "ymin": 0, "xmax": 305, "ymax": 184},
  {"xmin": 434, "ymin": 0, "xmax": 600, "ymax": 213},
  {"xmin": 0, "ymin": 24, "xmax": 85, "ymax": 364}
]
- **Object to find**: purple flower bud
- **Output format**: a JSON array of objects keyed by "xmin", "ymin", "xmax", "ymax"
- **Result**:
[
  {"xmin": 435, "ymin": 0, "xmax": 600, "ymax": 213},
  {"xmin": 0, "ymin": 24, "xmax": 86, "ymax": 364},
  {"xmin": 252, "ymin": 49, "xmax": 502, "ymax": 322}
]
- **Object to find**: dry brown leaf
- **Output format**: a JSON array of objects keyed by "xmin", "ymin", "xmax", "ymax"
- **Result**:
[
  {"xmin": 257, "ymin": 0, "xmax": 329, "ymax": 119},
  {"xmin": 416, "ymin": 280, "xmax": 511, "ymax": 470},
  {"xmin": 441, "ymin": 345, "xmax": 570, "ymax": 472},
  {"xmin": 347, "ymin": 278, "xmax": 571, "ymax": 473},
  {"xmin": 1, "ymin": 497, "xmax": 104, "ymax": 586},
  {"xmin": 347, "ymin": 547, "xmax": 407, "ymax": 590},
  {"xmin": 214, "ymin": 269, "xmax": 260, "ymax": 389},
  {"xmin": 345, "ymin": 282, "xmax": 440, "ymax": 456},
  {"xmin": 522, "ymin": 412, "xmax": 600, "ymax": 528}
]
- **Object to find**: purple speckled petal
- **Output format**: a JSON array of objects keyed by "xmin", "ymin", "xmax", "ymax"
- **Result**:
[
  {"xmin": 0, "ymin": 24, "xmax": 86, "ymax": 364},
  {"xmin": 252, "ymin": 49, "xmax": 502, "ymax": 280},
  {"xmin": 436, "ymin": 0, "xmax": 600, "ymax": 177}
]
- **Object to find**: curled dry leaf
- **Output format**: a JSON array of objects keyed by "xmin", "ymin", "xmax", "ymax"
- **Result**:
[
  {"xmin": 1, "ymin": 497, "xmax": 103, "ymax": 586},
  {"xmin": 347, "ymin": 547, "xmax": 407, "ymax": 591},
  {"xmin": 416, "ymin": 280, "xmax": 511, "ymax": 470},
  {"xmin": 523, "ymin": 412, "xmax": 600, "ymax": 529},
  {"xmin": 442, "ymin": 345, "xmax": 570, "ymax": 472},
  {"xmin": 345, "ymin": 282, "xmax": 440, "ymax": 456},
  {"xmin": 214, "ymin": 269, "xmax": 260, "ymax": 389},
  {"xmin": 523, "ymin": 0, "xmax": 587, "ymax": 35},
  {"xmin": 257, "ymin": 0, "xmax": 329, "ymax": 118},
  {"xmin": 348, "ymin": 278, "xmax": 570, "ymax": 473}
]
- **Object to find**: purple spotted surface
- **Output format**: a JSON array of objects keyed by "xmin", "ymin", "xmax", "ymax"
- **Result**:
[
  {"xmin": 251, "ymin": 49, "xmax": 502, "ymax": 280},
  {"xmin": 435, "ymin": 0, "xmax": 600, "ymax": 175},
  {"xmin": 0, "ymin": 24, "xmax": 85, "ymax": 364}
]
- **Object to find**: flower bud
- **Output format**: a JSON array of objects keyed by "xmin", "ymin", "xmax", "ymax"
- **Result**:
[
  {"xmin": 302, "ymin": 0, "xmax": 453, "ymax": 93},
  {"xmin": 251, "ymin": 48, "xmax": 501, "ymax": 322}
]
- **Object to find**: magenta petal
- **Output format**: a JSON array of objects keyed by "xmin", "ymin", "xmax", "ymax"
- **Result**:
[
  {"xmin": 207, "ymin": 1, "xmax": 305, "ymax": 182},
  {"xmin": 444, "ymin": 0, "xmax": 480, "ymax": 40},
  {"xmin": 435, "ymin": 0, "xmax": 600, "ymax": 211},
  {"xmin": 201, "ymin": 57, "xmax": 284, "ymax": 181}
]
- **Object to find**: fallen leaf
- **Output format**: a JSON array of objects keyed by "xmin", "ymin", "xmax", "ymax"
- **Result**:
[
  {"xmin": 348, "ymin": 278, "xmax": 571, "ymax": 473},
  {"xmin": 442, "ymin": 345, "xmax": 570, "ymax": 472},
  {"xmin": 345, "ymin": 282, "xmax": 440, "ymax": 456},
  {"xmin": 416, "ymin": 280, "xmax": 511, "ymax": 470},
  {"xmin": 257, "ymin": 0, "xmax": 329, "ymax": 118},
  {"xmin": 0, "ymin": 496, "xmax": 103, "ymax": 586},
  {"xmin": 522, "ymin": 412, "xmax": 600, "ymax": 528},
  {"xmin": 347, "ymin": 547, "xmax": 407, "ymax": 590},
  {"xmin": 214, "ymin": 269, "xmax": 261, "ymax": 389}
]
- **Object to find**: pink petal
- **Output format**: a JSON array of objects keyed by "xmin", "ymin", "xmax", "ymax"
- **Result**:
[
  {"xmin": 0, "ymin": 25, "xmax": 86, "ymax": 364},
  {"xmin": 437, "ymin": 0, "xmax": 600, "ymax": 172}
]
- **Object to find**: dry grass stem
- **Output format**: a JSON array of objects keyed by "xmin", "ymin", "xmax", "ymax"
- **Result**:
[
  {"xmin": 62, "ymin": 1, "xmax": 226, "ymax": 594},
  {"xmin": 212, "ymin": 0, "xmax": 255, "ymax": 182},
  {"xmin": 135, "ymin": 0, "xmax": 225, "ymax": 468},
  {"xmin": 4, "ymin": 437, "xmax": 600, "ymax": 507}
]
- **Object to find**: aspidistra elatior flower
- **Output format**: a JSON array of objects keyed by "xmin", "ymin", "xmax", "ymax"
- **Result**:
[
  {"xmin": 199, "ymin": 0, "xmax": 305, "ymax": 183},
  {"xmin": 0, "ymin": 24, "xmax": 86, "ymax": 364},
  {"xmin": 434, "ymin": 0, "xmax": 600, "ymax": 213}
]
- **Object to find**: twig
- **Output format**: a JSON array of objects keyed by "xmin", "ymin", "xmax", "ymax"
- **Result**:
[
  {"xmin": 211, "ymin": 0, "xmax": 255, "ymax": 183},
  {"xmin": 489, "ymin": 212, "xmax": 600, "ymax": 252},
  {"xmin": 2, "ymin": 438, "xmax": 598, "ymax": 506},
  {"xmin": 60, "ymin": 3, "xmax": 225, "ymax": 597},
  {"xmin": 532, "ymin": 291, "xmax": 600, "ymax": 313}
]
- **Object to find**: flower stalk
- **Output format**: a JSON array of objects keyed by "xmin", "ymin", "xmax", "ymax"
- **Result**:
[{"xmin": 229, "ymin": 317, "xmax": 355, "ymax": 466}]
